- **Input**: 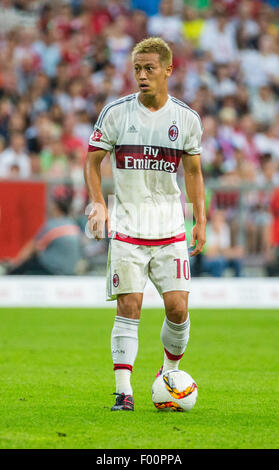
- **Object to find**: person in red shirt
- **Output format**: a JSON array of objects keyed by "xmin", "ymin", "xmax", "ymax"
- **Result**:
[
  {"xmin": 61, "ymin": 112, "xmax": 86, "ymax": 160},
  {"xmin": 265, "ymin": 188, "xmax": 279, "ymax": 276}
]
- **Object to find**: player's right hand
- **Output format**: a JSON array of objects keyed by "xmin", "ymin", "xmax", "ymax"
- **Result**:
[{"xmin": 87, "ymin": 203, "xmax": 109, "ymax": 241}]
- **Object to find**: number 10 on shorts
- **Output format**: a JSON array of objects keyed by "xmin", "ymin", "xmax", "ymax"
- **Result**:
[{"xmin": 174, "ymin": 258, "xmax": 190, "ymax": 280}]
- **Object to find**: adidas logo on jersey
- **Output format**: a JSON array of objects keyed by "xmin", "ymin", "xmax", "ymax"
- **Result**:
[{"xmin": 127, "ymin": 125, "xmax": 138, "ymax": 133}]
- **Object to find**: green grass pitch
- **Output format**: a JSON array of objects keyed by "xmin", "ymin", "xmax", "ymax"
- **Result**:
[{"xmin": 0, "ymin": 307, "xmax": 278, "ymax": 449}]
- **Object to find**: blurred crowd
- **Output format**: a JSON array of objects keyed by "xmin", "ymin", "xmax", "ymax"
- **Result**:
[{"xmin": 0, "ymin": 0, "xmax": 279, "ymax": 276}]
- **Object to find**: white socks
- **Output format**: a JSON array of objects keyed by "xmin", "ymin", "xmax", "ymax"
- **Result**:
[
  {"xmin": 114, "ymin": 369, "xmax": 133, "ymax": 396},
  {"xmin": 160, "ymin": 314, "xmax": 190, "ymax": 372},
  {"xmin": 111, "ymin": 316, "xmax": 139, "ymax": 395},
  {"xmin": 110, "ymin": 314, "xmax": 190, "ymax": 395}
]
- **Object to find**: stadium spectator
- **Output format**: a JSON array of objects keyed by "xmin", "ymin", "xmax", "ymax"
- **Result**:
[
  {"xmin": 199, "ymin": 114, "xmax": 221, "ymax": 177},
  {"xmin": 29, "ymin": 151, "xmax": 41, "ymax": 176},
  {"xmin": 0, "ymin": 131, "xmax": 30, "ymax": 178},
  {"xmin": 73, "ymin": 110, "xmax": 93, "ymax": 148},
  {"xmin": 200, "ymin": 209, "xmax": 244, "ymax": 277},
  {"xmin": 91, "ymin": 62, "xmax": 125, "ymax": 97},
  {"xmin": 233, "ymin": 114, "xmax": 261, "ymax": 167},
  {"xmin": 87, "ymin": 0, "xmax": 113, "ymax": 36},
  {"xmin": 8, "ymin": 185, "xmax": 84, "ymax": 275},
  {"xmin": 265, "ymin": 188, "xmax": 279, "ymax": 276},
  {"xmin": 199, "ymin": 7, "xmax": 238, "ymax": 64},
  {"xmin": 181, "ymin": 5, "xmax": 206, "ymax": 47},
  {"xmin": 246, "ymin": 155, "xmax": 279, "ymax": 256},
  {"xmin": 256, "ymin": 153, "xmax": 279, "ymax": 186},
  {"xmin": 0, "ymin": 0, "xmax": 38, "ymax": 35},
  {"xmin": 147, "ymin": 0, "xmax": 183, "ymax": 43},
  {"xmin": 235, "ymin": 0, "xmax": 260, "ymax": 50},
  {"xmin": 40, "ymin": 135, "xmax": 68, "ymax": 178},
  {"xmin": 32, "ymin": 28, "xmax": 62, "ymax": 79},
  {"xmin": 250, "ymin": 84, "xmax": 278, "ymax": 127},
  {"xmin": 28, "ymin": 72, "xmax": 54, "ymax": 118},
  {"xmin": 60, "ymin": 112, "xmax": 86, "ymax": 159},
  {"xmin": 127, "ymin": 9, "xmax": 148, "ymax": 43},
  {"xmin": 105, "ymin": 15, "xmax": 134, "ymax": 71},
  {"xmin": 0, "ymin": 98, "xmax": 13, "ymax": 142},
  {"xmin": 254, "ymin": 119, "xmax": 279, "ymax": 164}
]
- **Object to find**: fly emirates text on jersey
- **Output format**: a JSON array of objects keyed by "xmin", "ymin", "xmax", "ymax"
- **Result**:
[{"xmin": 121, "ymin": 146, "xmax": 179, "ymax": 173}]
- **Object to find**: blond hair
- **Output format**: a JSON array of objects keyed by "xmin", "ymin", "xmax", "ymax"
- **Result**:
[{"xmin": 132, "ymin": 37, "xmax": 172, "ymax": 66}]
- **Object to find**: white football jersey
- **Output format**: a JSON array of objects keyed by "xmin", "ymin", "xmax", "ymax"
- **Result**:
[{"xmin": 88, "ymin": 92, "xmax": 203, "ymax": 239}]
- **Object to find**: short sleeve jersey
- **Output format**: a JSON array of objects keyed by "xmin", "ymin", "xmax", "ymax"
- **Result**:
[{"xmin": 88, "ymin": 93, "xmax": 203, "ymax": 239}]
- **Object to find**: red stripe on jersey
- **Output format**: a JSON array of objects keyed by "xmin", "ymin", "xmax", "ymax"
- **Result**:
[
  {"xmin": 113, "ymin": 364, "xmax": 133, "ymax": 372},
  {"xmin": 88, "ymin": 145, "xmax": 106, "ymax": 152},
  {"xmin": 164, "ymin": 348, "xmax": 185, "ymax": 361},
  {"xmin": 115, "ymin": 145, "xmax": 183, "ymax": 173},
  {"xmin": 111, "ymin": 232, "xmax": 186, "ymax": 246}
]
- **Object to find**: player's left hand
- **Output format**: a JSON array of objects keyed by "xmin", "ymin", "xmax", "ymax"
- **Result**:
[{"xmin": 189, "ymin": 222, "xmax": 206, "ymax": 257}]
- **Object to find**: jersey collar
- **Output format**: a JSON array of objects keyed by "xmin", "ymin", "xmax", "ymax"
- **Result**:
[{"xmin": 136, "ymin": 92, "xmax": 171, "ymax": 115}]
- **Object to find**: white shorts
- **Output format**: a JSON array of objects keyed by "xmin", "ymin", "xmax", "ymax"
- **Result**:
[{"xmin": 106, "ymin": 238, "xmax": 191, "ymax": 301}]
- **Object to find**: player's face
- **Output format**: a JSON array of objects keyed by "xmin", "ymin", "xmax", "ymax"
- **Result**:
[{"xmin": 133, "ymin": 53, "xmax": 172, "ymax": 95}]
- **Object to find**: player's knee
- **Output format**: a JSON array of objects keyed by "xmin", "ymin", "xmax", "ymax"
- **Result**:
[
  {"xmin": 165, "ymin": 301, "xmax": 188, "ymax": 324},
  {"xmin": 164, "ymin": 291, "xmax": 189, "ymax": 323},
  {"xmin": 117, "ymin": 294, "xmax": 141, "ymax": 319}
]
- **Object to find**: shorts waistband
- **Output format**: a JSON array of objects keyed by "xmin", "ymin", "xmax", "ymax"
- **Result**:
[{"xmin": 109, "ymin": 232, "xmax": 186, "ymax": 246}]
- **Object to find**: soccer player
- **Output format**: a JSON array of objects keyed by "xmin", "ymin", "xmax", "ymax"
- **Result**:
[{"xmin": 84, "ymin": 37, "xmax": 206, "ymax": 411}]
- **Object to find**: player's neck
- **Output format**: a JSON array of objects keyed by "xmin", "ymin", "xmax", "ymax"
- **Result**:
[{"xmin": 138, "ymin": 91, "xmax": 169, "ymax": 112}]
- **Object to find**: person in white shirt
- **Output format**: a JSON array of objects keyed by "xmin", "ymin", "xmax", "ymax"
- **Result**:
[
  {"xmin": 0, "ymin": 132, "xmax": 31, "ymax": 179},
  {"xmin": 105, "ymin": 15, "xmax": 134, "ymax": 71},
  {"xmin": 84, "ymin": 37, "xmax": 206, "ymax": 411},
  {"xmin": 199, "ymin": 10, "xmax": 238, "ymax": 64},
  {"xmin": 147, "ymin": 0, "xmax": 182, "ymax": 44},
  {"xmin": 202, "ymin": 210, "xmax": 243, "ymax": 277},
  {"xmin": 254, "ymin": 120, "xmax": 279, "ymax": 163}
]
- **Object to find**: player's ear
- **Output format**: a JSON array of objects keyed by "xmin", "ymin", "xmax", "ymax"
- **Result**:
[{"xmin": 165, "ymin": 64, "xmax": 173, "ymax": 78}]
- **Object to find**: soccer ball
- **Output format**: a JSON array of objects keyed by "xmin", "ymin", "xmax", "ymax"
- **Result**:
[{"xmin": 151, "ymin": 369, "xmax": 198, "ymax": 412}]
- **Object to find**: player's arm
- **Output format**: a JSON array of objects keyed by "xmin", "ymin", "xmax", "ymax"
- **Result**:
[
  {"xmin": 84, "ymin": 149, "xmax": 108, "ymax": 241},
  {"xmin": 182, "ymin": 153, "xmax": 207, "ymax": 257}
]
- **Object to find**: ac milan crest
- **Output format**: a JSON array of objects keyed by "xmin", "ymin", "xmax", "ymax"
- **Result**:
[
  {"xmin": 113, "ymin": 273, "xmax": 119, "ymax": 287},
  {"xmin": 92, "ymin": 129, "xmax": 103, "ymax": 142},
  {"xmin": 168, "ymin": 125, "xmax": 179, "ymax": 141}
]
